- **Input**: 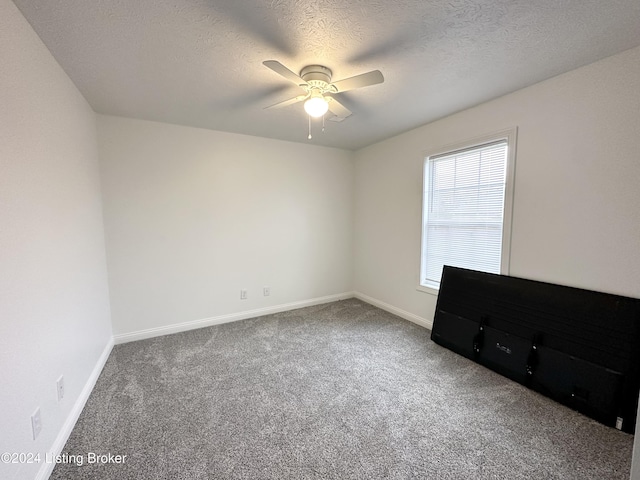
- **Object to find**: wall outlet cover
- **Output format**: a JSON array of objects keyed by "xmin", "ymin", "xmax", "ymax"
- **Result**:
[
  {"xmin": 31, "ymin": 408, "xmax": 42, "ymax": 440},
  {"xmin": 56, "ymin": 375, "xmax": 64, "ymax": 402}
]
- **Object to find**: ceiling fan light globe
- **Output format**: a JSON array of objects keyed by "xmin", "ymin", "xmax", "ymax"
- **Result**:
[{"xmin": 304, "ymin": 97, "xmax": 329, "ymax": 117}]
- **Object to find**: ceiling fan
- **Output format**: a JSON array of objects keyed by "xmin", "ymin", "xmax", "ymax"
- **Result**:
[{"xmin": 263, "ymin": 60, "xmax": 384, "ymax": 122}]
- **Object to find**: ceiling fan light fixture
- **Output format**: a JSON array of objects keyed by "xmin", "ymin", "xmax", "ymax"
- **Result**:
[
  {"xmin": 304, "ymin": 95, "xmax": 329, "ymax": 118},
  {"xmin": 263, "ymin": 61, "xmax": 384, "ymax": 137}
]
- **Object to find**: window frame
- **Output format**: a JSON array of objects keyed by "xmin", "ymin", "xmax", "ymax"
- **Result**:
[{"xmin": 417, "ymin": 128, "xmax": 517, "ymax": 295}]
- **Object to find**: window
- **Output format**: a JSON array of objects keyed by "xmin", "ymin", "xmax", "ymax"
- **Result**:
[{"xmin": 419, "ymin": 129, "xmax": 516, "ymax": 291}]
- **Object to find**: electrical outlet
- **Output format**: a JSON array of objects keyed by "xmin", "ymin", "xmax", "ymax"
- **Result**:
[
  {"xmin": 31, "ymin": 408, "xmax": 42, "ymax": 440},
  {"xmin": 56, "ymin": 375, "xmax": 64, "ymax": 402},
  {"xmin": 263, "ymin": 286, "xmax": 270, "ymax": 296},
  {"xmin": 240, "ymin": 289, "xmax": 247, "ymax": 300}
]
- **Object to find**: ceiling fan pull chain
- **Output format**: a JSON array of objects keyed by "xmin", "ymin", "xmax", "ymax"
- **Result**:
[
  {"xmin": 322, "ymin": 115, "xmax": 325, "ymax": 133},
  {"xmin": 308, "ymin": 115, "xmax": 312, "ymax": 140}
]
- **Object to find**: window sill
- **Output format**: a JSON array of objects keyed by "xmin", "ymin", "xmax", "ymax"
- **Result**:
[{"xmin": 417, "ymin": 285, "xmax": 439, "ymax": 296}]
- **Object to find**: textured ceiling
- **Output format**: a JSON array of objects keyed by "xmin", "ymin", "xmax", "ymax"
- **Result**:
[{"xmin": 13, "ymin": 0, "xmax": 640, "ymax": 150}]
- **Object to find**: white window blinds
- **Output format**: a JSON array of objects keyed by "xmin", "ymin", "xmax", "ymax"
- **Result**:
[{"xmin": 422, "ymin": 140, "xmax": 508, "ymax": 289}]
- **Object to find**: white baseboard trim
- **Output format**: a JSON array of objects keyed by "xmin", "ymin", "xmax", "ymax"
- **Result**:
[
  {"xmin": 35, "ymin": 336, "xmax": 114, "ymax": 480},
  {"xmin": 354, "ymin": 291, "xmax": 433, "ymax": 330},
  {"xmin": 114, "ymin": 292, "xmax": 356, "ymax": 344}
]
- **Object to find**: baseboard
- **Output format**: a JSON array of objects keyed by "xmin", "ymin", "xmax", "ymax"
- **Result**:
[
  {"xmin": 114, "ymin": 292, "xmax": 356, "ymax": 344},
  {"xmin": 354, "ymin": 292, "xmax": 433, "ymax": 330},
  {"xmin": 35, "ymin": 336, "xmax": 114, "ymax": 480}
]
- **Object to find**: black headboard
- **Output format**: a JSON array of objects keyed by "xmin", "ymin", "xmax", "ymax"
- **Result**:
[{"xmin": 431, "ymin": 266, "xmax": 640, "ymax": 433}]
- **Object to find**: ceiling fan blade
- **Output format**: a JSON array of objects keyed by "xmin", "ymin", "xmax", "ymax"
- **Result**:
[
  {"xmin": 348, "ymin": 31, "xmax": 414, "ymax": 63},
  {"xmin": 264, "ymin": 94, "xmax": 308, "ymax": 109},
  {"xmin": 263, "ymin": 60, "xmax": 307, "ymax": 87},
  {"xmin": 214, "ymin": 5, "xmax": 295, "ymax": 57},
  {"xmin": 330, "ymin": 70, "xmax": 384, "ymax": 93},
  {"xmin": 326, "ymin": 97, "xmax": 352, "ymax": 119}
]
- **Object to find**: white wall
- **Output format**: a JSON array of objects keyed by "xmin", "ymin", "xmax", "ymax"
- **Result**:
[
  {"xmin": 354, "ymin": 45, "xmax": 640, "ymax": 325},
  {"xmin": 97, "ymin": 115, "xmax": 354, "ymax": 339},
  {"xmin": 0, "ymin": 2, "xmax": 113, "ymax": 479},
  {"xmin": 353, "ymin": 45, "xmax": 640, "ymax": 478}
]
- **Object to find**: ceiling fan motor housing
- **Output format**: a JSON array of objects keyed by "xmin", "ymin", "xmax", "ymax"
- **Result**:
[{"xmin": 300, "ymin": 65, "xmax": 332, "ymax": 91}]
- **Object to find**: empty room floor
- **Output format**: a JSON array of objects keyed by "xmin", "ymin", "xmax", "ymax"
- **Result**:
[{"xmin": 50, "ymin": 300, "xmax": 633, "ymax": 479}]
